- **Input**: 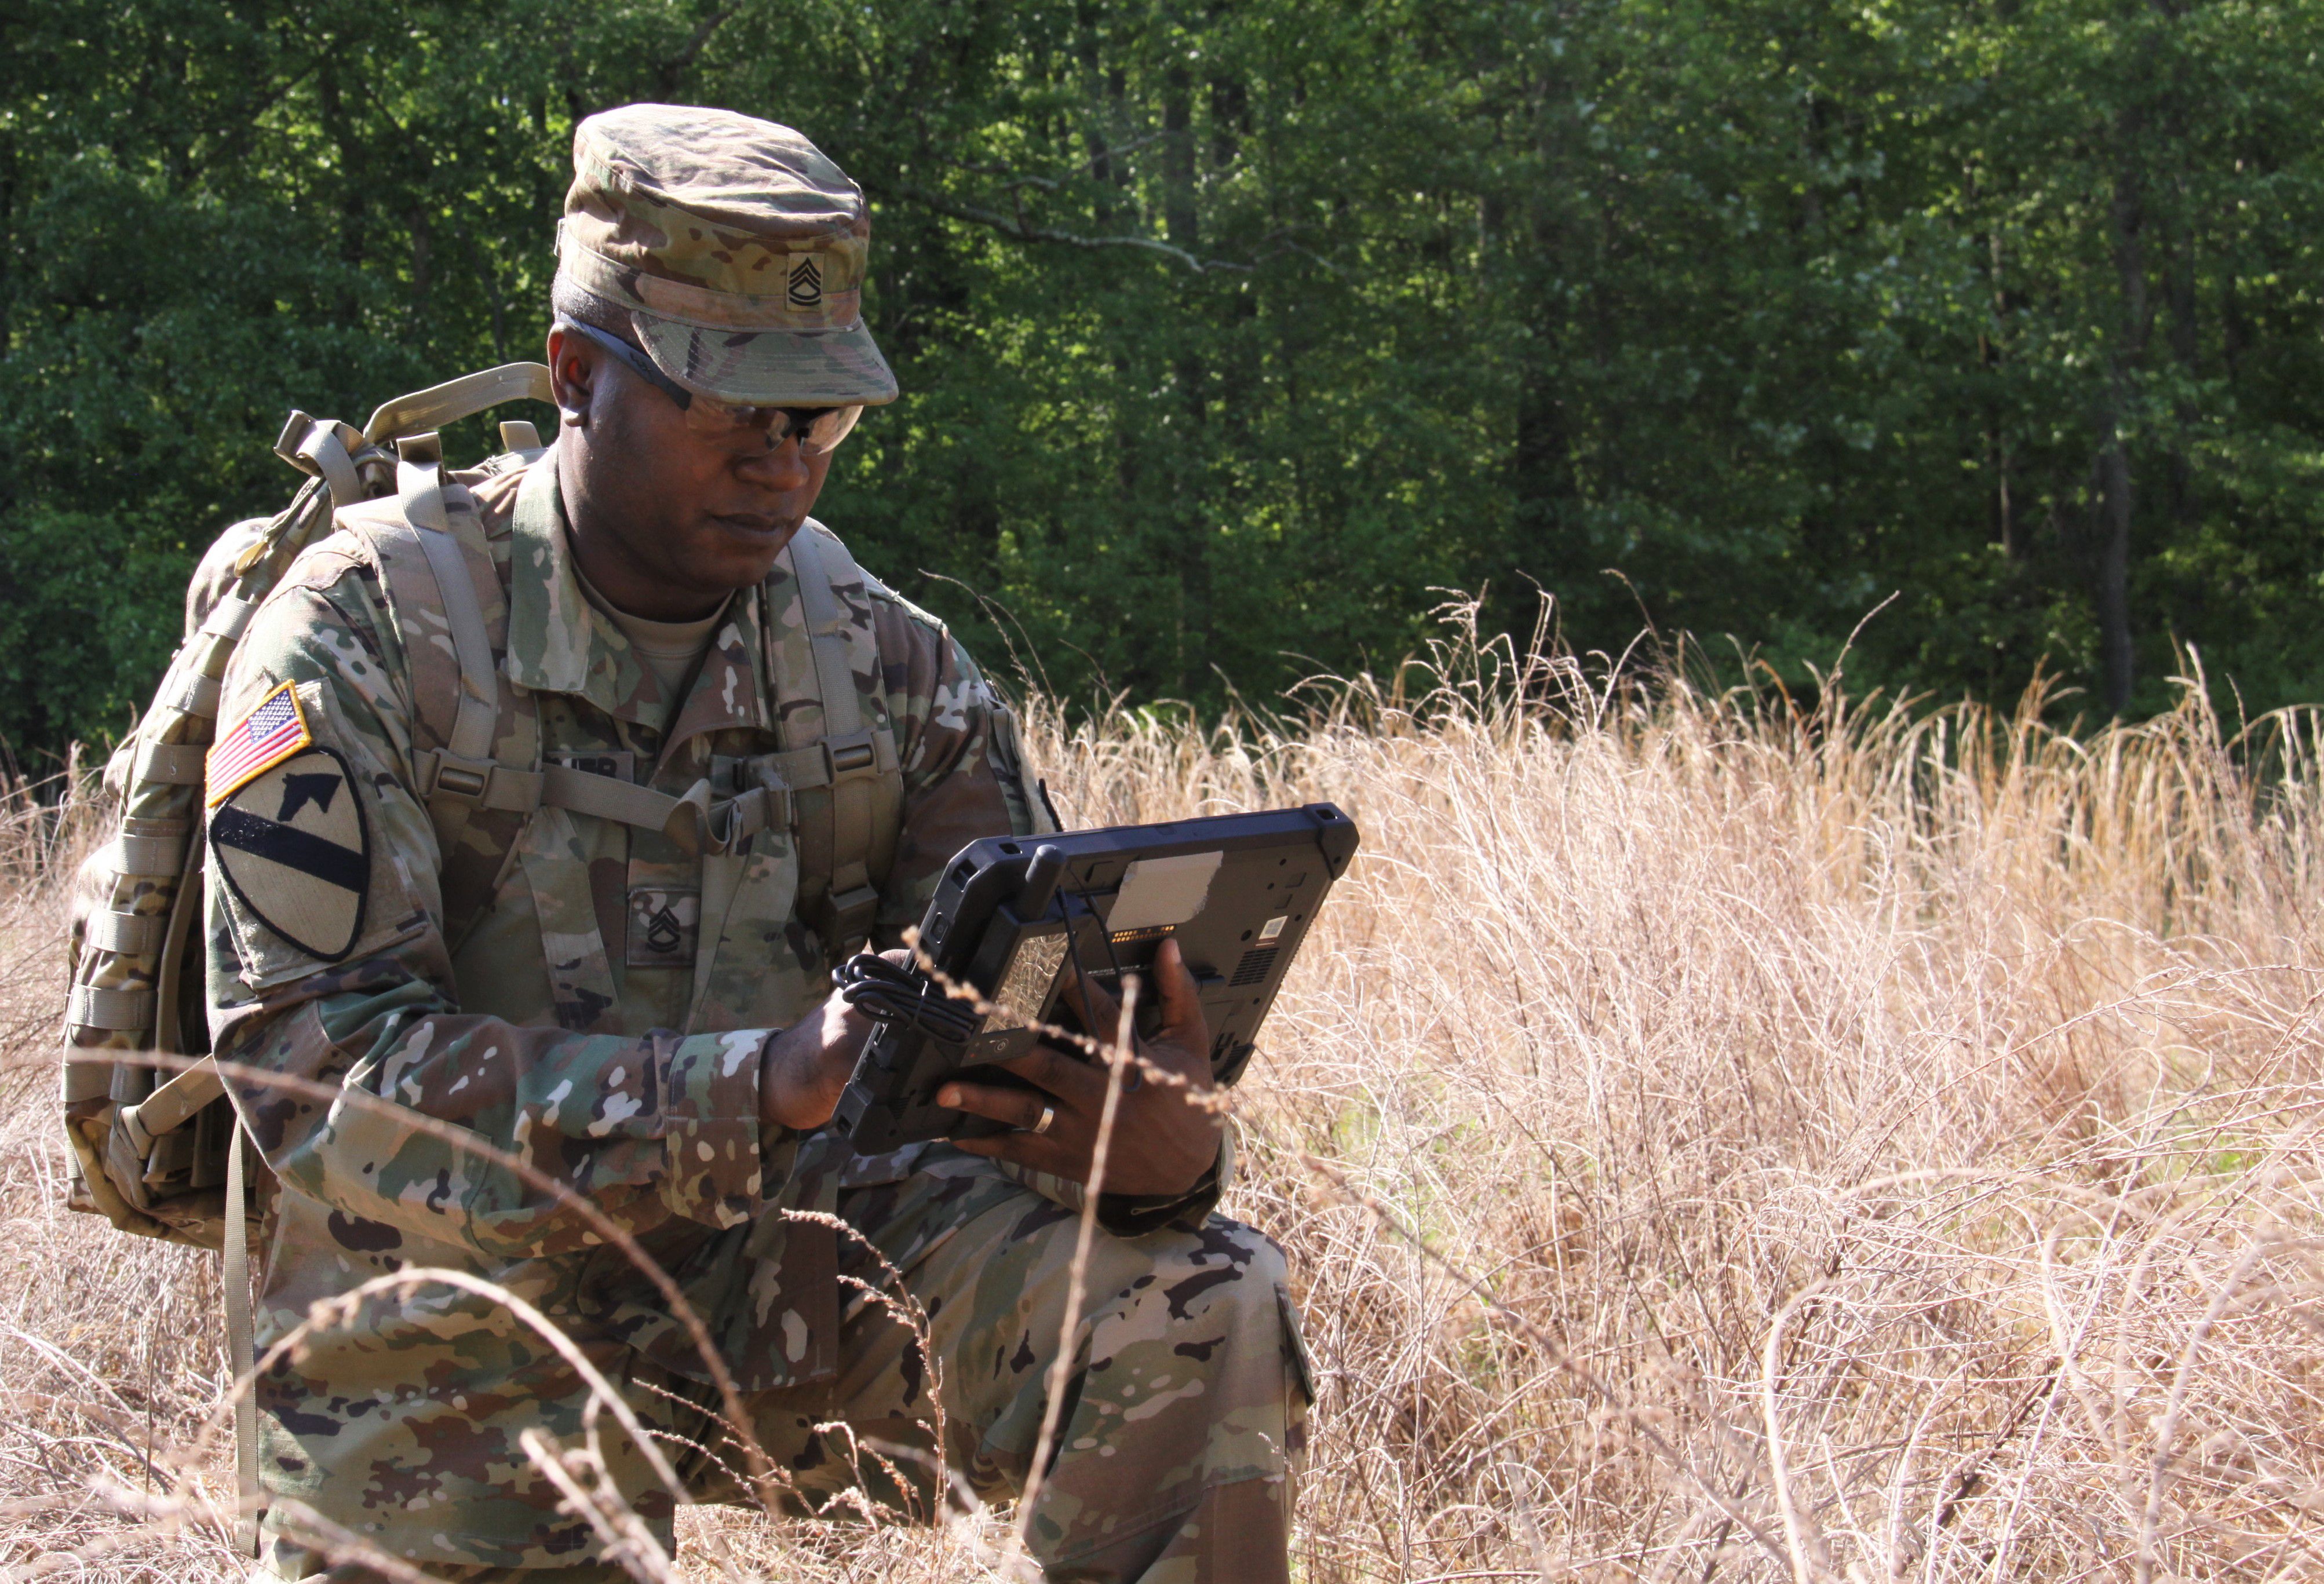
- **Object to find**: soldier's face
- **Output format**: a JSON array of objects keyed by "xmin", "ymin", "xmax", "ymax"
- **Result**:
[{"xmin": 550, "ymin": 325, "xmax": 837, "ymax": 616}]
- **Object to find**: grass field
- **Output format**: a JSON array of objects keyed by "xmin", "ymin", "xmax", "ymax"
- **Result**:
[{"xmin": 6, "ymin": 618, "xmax": 2324, "ymax": 1580}]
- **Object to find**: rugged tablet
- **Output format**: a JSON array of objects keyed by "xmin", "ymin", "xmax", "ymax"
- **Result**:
[{"xmin": 832, "ymin": 803, "xmax": 1360, "ymax": 1153}]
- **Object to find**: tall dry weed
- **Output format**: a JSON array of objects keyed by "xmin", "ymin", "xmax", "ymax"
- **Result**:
[{"xmin": 6, "ymin": 614, "xmax": 2324, "ymax": 1579}]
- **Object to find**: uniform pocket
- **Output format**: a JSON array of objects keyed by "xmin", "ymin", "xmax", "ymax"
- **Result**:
[{"xmin": 733, "ymin": 1139, "xmax": 846, "ymax": 1385}]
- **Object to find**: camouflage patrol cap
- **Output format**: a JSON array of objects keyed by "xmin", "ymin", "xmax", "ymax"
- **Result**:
[{"xmin": 556, "ymin": 103, "xmax": 898, "ymax": 407}]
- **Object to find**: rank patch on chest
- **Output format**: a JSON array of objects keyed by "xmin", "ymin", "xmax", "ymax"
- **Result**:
[
  {"xmin": 210, "ymin": 745, "xmax": 369, "ymax": 961},
  {"xmin": 626, "ymin": 886, "xmax": 700, "ymax": 969}
]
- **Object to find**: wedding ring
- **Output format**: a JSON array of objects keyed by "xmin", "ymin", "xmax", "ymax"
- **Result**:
[{"xmin": 1029, "ymin": 1101, "xmax": 1057, "ymax": 1137}]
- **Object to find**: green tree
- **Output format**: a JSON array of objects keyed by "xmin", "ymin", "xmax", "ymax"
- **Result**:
[{"xmin": 5, "ymin": 0, "xmax": 2322, "ymax": 764}]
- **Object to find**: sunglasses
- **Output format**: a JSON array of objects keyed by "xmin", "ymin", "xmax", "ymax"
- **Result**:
[{"xmin": 557, "ymin": 319, "xmax": 864, "ymax": 453}]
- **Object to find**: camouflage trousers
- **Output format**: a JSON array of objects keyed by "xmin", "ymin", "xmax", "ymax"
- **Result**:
[{"xmin": 254, "ymin": 1145, "xmax": 1312, "ymax": 1582}]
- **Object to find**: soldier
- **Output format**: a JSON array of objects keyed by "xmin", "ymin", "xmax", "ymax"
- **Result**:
[{"xmin": 207, "ymin": 103, "xmax": 1311, "ymax": 1582}]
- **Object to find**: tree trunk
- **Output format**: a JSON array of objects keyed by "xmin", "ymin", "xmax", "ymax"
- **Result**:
[
  {"xmin": 1511, "ymin": 68, "xmax": 1584, "ymax": 582},
  {"xmin": 2093, "ymin": 426, "xmax": 2136, "ymax": 715},
  {"xmin": 2096, "ymin": 89, "xmax": 2154, "ymax": 716},
  {"xmin": 1161, "ymin": 61, "xmax": 1210, "ymax": 692},
  {"xmin": 1075, "ymin": 3, "xmax": 1113, "ymax": 199},
  {"xmin": 1976, "ymin": 220, "xmax": 2023, "ymax": 560},
  {"xmin": 317, "ymin": 64, "xmax": 368, "ymax": 330},
  {"xmin": 1989, "ymin": 422, "xmax": 2020, "ymax": 561},
  {"xmin": 409, "ymin": 202, "xmax": 432, "ymax": 324},
  {"xmin": 1161, "ymin": 64, "xmax": 1201, "ymax": 254}
]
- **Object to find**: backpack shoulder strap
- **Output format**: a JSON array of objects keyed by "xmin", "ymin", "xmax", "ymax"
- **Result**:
[
  {"xmin": 781, "ymin": 521, "xmax": 904, "ymax": 958},
  {"xmin": 393, "ymin": 430, "xmax": 513, "ymax": 797},
  {"xmin": 337, "ymin": 441, "xmax": 541, "ymax": 944}
]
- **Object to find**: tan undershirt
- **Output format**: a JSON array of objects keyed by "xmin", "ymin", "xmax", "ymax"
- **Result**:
[{"xmin": 566, "ymin": 536, "xmax": 730, "ymax": 722}]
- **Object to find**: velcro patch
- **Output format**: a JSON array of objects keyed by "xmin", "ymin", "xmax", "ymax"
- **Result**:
[
  {"xmin": 211, "ymin": 745, "xmax": 370, "ymax": 961},
  {"xmin": 626, "ymin": 886, "xmax": 700, "ymax": 969},
  {"xmin": 207, "ymin": 681, "xmax": 313, "ymax": 806}
]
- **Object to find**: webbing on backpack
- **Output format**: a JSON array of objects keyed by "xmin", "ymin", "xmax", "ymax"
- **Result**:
[{"xmin": 225, "ymin": 1125, "xmax": 258, "ymax": 1556}]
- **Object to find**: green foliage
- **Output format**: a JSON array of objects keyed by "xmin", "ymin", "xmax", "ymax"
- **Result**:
[{"xmin": 4, "ymin": 0, "xmax": 2322, "ymax": 761}]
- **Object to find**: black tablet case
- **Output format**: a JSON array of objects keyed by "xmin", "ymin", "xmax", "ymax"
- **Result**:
[{"xmin": 834, "ymin": 803, "xmax": 1360, "ymax": 1152}]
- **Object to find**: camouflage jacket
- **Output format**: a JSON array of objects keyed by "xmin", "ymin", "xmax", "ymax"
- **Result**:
[{"xmin": 205, "ymin": 450, "xmax": 1048, "ymax": 1393}]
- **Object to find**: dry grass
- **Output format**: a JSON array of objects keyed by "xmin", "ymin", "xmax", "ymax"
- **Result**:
[{"xmin": 8, "ymin": 614, "xmax": 2324, "ymax": 1579}]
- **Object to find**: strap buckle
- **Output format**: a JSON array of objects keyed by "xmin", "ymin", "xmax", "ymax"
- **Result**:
[
  {"xmin": 821, "ymin": 729, "xmax": 882, "ymax": 787},
  {"xmin": 811, "ymin": 882, "xmax": 882, "ymax": 958},
  {"xmin": 415, "ymin": 746, "xmax": 499, "ymax": 806},
  {"xmin": 697, "ymin": 783, "xmax": 789, "ymax": 858}
]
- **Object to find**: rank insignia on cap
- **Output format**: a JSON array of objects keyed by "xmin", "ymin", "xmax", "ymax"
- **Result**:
[
  {"xmin": 207, "ymin": 681, "xmax": 313, "ymax": 806},
  {"xmin": 210, "ymin": 744, "xmax": 369, "ymax": 961}
]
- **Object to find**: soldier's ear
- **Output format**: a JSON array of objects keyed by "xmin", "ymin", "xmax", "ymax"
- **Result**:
[{"xmin": 547, "ymin": 326, "xmax": 597, "ymax": 429}]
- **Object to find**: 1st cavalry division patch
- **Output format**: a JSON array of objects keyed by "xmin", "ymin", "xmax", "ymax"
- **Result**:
[{"xmin": 210, "ymin": 742, "xmax": 370, "ymax": 961}]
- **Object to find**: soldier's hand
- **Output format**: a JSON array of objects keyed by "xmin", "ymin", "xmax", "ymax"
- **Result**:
[
  {"xmin": 938, "ymin": 937, "xmax": 1221, "ymax": 1198},
  {"xmin": 757, "ymin": 951, "xmax": 893, "ymax": 1132}
]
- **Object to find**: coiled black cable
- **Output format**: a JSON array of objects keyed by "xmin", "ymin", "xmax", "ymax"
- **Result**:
[{"xmin": 833, "ymin": 953, "xmax": 982, "ymax": 1046}]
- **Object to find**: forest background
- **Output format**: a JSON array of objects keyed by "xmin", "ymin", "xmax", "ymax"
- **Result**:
[{"xmin": 5, "ymin": 0, "xmax": 2323, "ymax": 761}]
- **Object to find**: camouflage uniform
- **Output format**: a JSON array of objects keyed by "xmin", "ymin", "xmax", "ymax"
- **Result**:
[{"xmin": 209, "ymin": 105, "xmax": 1308, "ymax": 1584}]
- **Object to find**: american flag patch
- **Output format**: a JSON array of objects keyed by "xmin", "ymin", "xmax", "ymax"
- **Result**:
[{"xmin": 206, "ymin": 682, "xmax": 313, "ymax": 806}]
